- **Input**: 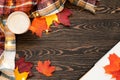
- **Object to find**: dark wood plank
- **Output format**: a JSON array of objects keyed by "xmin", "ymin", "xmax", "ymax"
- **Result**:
[{"xmin": 16, "ymin": 0, "xmax": 120, "ymax": 80}]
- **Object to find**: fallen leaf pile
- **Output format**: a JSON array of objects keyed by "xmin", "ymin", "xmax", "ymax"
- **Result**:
[
  {"xmin": 29, "ymin": 8, "xmax": 72, "ymax": 37},
  {"xmin": 104, "ymin": 53, "xmax": 120, "ymax": 80},
  {"xmin": 15, "ymin": 58, "xmax": 55, "ymax": 79}
]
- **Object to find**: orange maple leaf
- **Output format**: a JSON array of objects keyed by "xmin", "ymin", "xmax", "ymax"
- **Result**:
[
  {"xmin": 104, "ymin": 53, "xmax": 120, "ymax": 80},
  {"xmin": 36, "ymin": 60, "xmax": 55, "ymax": 76},
  {"xmin": 29, "ymin": 17, "xmax": 47, "ymax": 37}
]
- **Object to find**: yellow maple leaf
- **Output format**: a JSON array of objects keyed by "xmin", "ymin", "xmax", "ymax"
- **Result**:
[
  {"xmin": 14, "ymin": 67, "xmax": 29, "ymax": 80},
  {"xmin": 42, "ymin": 14, "xmax": 59, "ymax": 29}
]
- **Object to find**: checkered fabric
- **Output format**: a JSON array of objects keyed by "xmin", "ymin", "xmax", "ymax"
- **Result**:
[
  {"xmin": 0, "ymin": 20, "xmax": 16, "ymax": 80},
  {"xmin": 69, "ymin": 0, "xmax": 98, "ymax": 13},
  {"xmin": 31, "ymin": 0, "xmax": 66, "ymax": 17},
  {"xmin": 0, "ymin": 29, "xmax": 5, "ymax": 57},
  {"xmin": 0, "ymin": 0, "xmax": 98, "ymax": 17},
  {"xmin": 0, "ymin": 0, "xmax": 37, "ymax": 16}
]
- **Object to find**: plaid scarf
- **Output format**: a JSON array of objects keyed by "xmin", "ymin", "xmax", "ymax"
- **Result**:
[
  {"xmin": 69, "ymin": 0, "xmax": 98, "ymax": 13},
  {"xmin": 0, "ymin": 29, "xmax": 4, "ymax": 57},
  {"xmin": 0, "ymin": 20, "xmax": 16, "ymax": 80},
  {"xmin": 31, "ymin": 0, "xmax": 66, "ymax": 17},
  {"xmin": 0, "ymin": 0, "xmax": 98, "ymax": 17},
  {"xmin": 0, "ymin": 0, "xmax": 37, "ymax": 16}
]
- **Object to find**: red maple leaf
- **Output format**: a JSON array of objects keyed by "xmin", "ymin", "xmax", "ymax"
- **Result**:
[
  {"xmin": 36, "ymin": 60, "xmax": 55, "ymax": 76},
  {"xmin": 15, "ymin": 57, "xmax": 33, "ymax": 77},
  {"xmin": 57, "ymin": 8, "xmax": 72, "ymax": 26},
  {"xmin": 104, "ymin": 53, "xmax": 120, "ymax": 80}
]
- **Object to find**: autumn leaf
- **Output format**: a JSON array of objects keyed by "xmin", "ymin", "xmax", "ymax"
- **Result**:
[
  {"xmin": 57, "ymin": 8, "xmax": 72, "ymax": 26},
  {"xmin": 42, "ymin": 14, "xmax": 59, "ymax": 28},
  {"xmin": 14, "ymin": 67, "xmax": 29, "ymax": 80},
  {"xmin": 15, "ymin": 57, "xmax": 33, "ymax": 77},
  {"xmin": 104, "ymin": 53, "xmax": 120, "ymax": 80},
  {"xmin": 111, "ymin": 70, "xmax": 120, "ymax": 80},
  {"xmin": 36, "ymin": 60, "xmax": 55, "ymax": 76},
  {"xmin": 29, "ymin": 17, "xmax": 47, "ymax": 37}
]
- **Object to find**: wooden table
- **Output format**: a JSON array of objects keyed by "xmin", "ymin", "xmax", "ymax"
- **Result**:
[{"xmin": 16, "ymin": 0, "xmax": 120, "ymax": 80}]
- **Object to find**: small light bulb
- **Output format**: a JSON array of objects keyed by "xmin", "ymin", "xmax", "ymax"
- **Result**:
[
  {"xmin": 7, "ymin": 41, "xmax": 12, "ymax": 46},
  {"xmin": 46, "ymin": 30, "xmax": 49, "ymax": 34},
  {"xmin": 22, "ymin": 78, "xmax": 26, "ymax": 80}
]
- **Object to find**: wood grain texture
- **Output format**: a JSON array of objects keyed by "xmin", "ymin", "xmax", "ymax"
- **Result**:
[{"xmin": 16, "ymin": 0, "xmax": 120, "ymax": 80}]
